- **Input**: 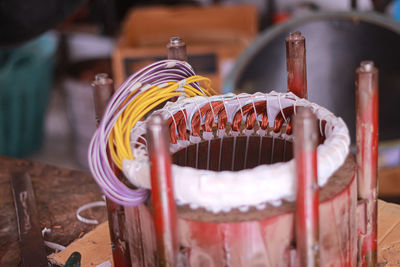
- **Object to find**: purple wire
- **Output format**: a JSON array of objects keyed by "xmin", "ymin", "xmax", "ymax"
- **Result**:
[{"xmin": 88, "ymin": 60, "xmax": 204, "ymax": 206}]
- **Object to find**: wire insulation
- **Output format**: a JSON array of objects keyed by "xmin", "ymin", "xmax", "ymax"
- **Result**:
[{"xmin": 88, "ymin": 60, "xmax": 215, "ymax": 206}]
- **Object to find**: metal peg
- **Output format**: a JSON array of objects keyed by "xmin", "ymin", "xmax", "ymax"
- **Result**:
[
  {"xmin": 147, "ymin": 115, "xmax": 179, "ymax": 267},
  {"xmin": 294, "ymin": 107, "xmax": 320, "ymax": 267},
  {"xmin": 356, "ymin": 60, "xmax": 379, "ymax": 266},
  {"xmin": 167, "ymin": 37, "xmax": 188, "ymax": 61},
  {"xmin": 286, "ymin": 31, "xmax": 307, "ymax": 99}
]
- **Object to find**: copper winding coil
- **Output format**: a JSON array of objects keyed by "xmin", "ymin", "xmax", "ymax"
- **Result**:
[
  {"xmin": 167, "ymin": 101, "xmax": 327, "ymax": 145},
  {"xmin": 168, "ymin": 110, "xmax": 188, "ymax": 144},
  {"xmin": 191, "ymin": 101, "xmax": 228, "ymax": 136}
]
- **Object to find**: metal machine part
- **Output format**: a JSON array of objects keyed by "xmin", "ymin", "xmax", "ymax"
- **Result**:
[
  {"xmin": 147, "ymin": 115, "xmax": 179, "ymax": 267},
  {"xmin": 91, "ymin": 74, "xmax": 132, "ymax": 267},
  {"xmin": 286, "ymin": 31, "xmax": 307, "ymax": 99},
  {"xmin": 166, "ymin": 37, "xmax": 188, "ymax": 62},
  {"xmin": 124, "ymin": 91, "xmax": 350, "ymax": 212},
  {"xmin": 224, "ymin": 11, "xmax": 400, "ymax": 143},
  {"xmin": 123, "ymin": 94, "xmax": 356, "ymax": 266},
  {"xmin": 89, "ymin": 32, "xmax": 379, "ymax": 265},
  {"xmin": 92, "ymin": 73, "xmax": 114, "ymax": 126},
  {"xmin": 356, "ymin": 61, "xmax": 379, "ymax": 266},
  {"xmin": 294, "ymin": 107, "xmax": 319, "ymax": 266}
]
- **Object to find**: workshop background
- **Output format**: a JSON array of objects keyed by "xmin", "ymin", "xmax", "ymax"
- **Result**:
[
  {"xmin": 2, "ymin": 0, "xmax": 399, "ymax": 197},
  {"xmin": 1, "ymin": 0, "xmax": 400, "ymax": 266}
]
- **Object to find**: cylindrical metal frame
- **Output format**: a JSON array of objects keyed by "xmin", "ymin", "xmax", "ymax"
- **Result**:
[{"xmin": 91, "ymin": 34, "xmax": 379, "ymax": 266}]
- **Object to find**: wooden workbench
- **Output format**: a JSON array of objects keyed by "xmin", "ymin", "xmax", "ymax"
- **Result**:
[{"xmin": 0, "ymin": 156, "xmax": 107, "ymax": 266}]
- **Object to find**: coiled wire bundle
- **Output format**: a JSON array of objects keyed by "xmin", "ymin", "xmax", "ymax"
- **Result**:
[{"xmin": 88, "ymin": 60, "xmax": 216, "ymax": 206}]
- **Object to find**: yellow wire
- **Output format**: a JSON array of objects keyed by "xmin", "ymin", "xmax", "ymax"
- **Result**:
[
  {"xmin": 111, "ymin": 79, "xmax": 211, "ymax": 162},
  {"xmin": 110, "ymin": 91, "xmax": 177, "ymax": 167},
  {"xmin": 108, "ymin": 75, "xmax": 216, "ymax": 169},
  {"xmin": 110, "ymin": 92, "xmax": 181, "ymax": 168},
  {"xmin": 113, "ymin": 80, "xmax": 212, "ymax": 162}
]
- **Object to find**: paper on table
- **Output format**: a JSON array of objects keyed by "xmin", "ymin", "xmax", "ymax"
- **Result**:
[{"xmin": 48, "ymin": 221, "xmax": 113, "ymax": 267}]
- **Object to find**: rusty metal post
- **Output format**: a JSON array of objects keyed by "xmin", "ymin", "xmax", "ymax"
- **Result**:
[
  {"xmin": 286, "ymin": 31, "xmax": 307, "ymax": 99},
  {"xmin": 92, "ymin": 73, "xmax": 114, "ymax": 126},
  {"xmin": 167, "ymin": 37, "xmax": 188, "ymax": 61},
  {"xmin": 294, "ymin": 107, "xmax": 320, "ymax": 266},
  {"xmin": 147, "ymin": 115, "xmax": 179, "ymax": 266},
  {"xmin": 356, "ymin": 61, "xmax": 379, "ymax": 267},
  {"xmin": 92, "ymin": 73, "xmax": 132, "ymax": 267}
]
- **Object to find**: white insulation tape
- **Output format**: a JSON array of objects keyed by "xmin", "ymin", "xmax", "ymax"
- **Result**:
[{"xmin": 123, "ymin": 92, "xmax": 350, "ymax": 213}]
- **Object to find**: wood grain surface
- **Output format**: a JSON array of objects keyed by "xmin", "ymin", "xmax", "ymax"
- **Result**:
[{"xmin": 0, "ymin": 156, "xmax": 107, "ymax": 266}]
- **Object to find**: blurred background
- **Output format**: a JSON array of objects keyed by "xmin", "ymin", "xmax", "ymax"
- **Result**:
[{"xmin": 0, "ymin": 0, "xmax": 400, "ymax": 199}]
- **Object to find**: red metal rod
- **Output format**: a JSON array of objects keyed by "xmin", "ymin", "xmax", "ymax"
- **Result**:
[
  {"xmin": 356, "ymin": 61, "xmax": 379, "ymax": 266},
  {"xmin": 104, "ymin": 199, "xmax": 131, "ymax": 267},
  {"xmin": 294, "ymin": 107, "xmax": 320, "ymax": 266},
  {"xmin": 166, "ymin": 37, "xmax": 188, "ymax": 61},
  {"xmin": 147, "ymin": 114, "xmax": 179, "ymax": 266},
  {"xmin": 286, "ymin": 31, "xmax": 307, "ymax": 99},
  {"xmin": 92, "ymin": 73, "xmax": 132, "ymax": 267}
]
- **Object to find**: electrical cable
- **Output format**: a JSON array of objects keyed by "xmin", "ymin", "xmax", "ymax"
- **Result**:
[{"xmin": 88, "ymin": 60, "xmax": 215, "ymax": 206}]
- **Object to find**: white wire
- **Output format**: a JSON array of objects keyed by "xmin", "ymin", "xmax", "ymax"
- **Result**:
[{"xmin": 76, "ymin": 201, "xmax": 107, "ymax": 225}]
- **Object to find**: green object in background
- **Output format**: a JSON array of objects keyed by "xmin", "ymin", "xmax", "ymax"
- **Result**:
[
  {"xmin": 0, "ymin": 33, "xmax": 56, "ymax": 157},
  {"xmin": 65, "ymin": 252, "xmax": 81, "ymax": 267}
]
